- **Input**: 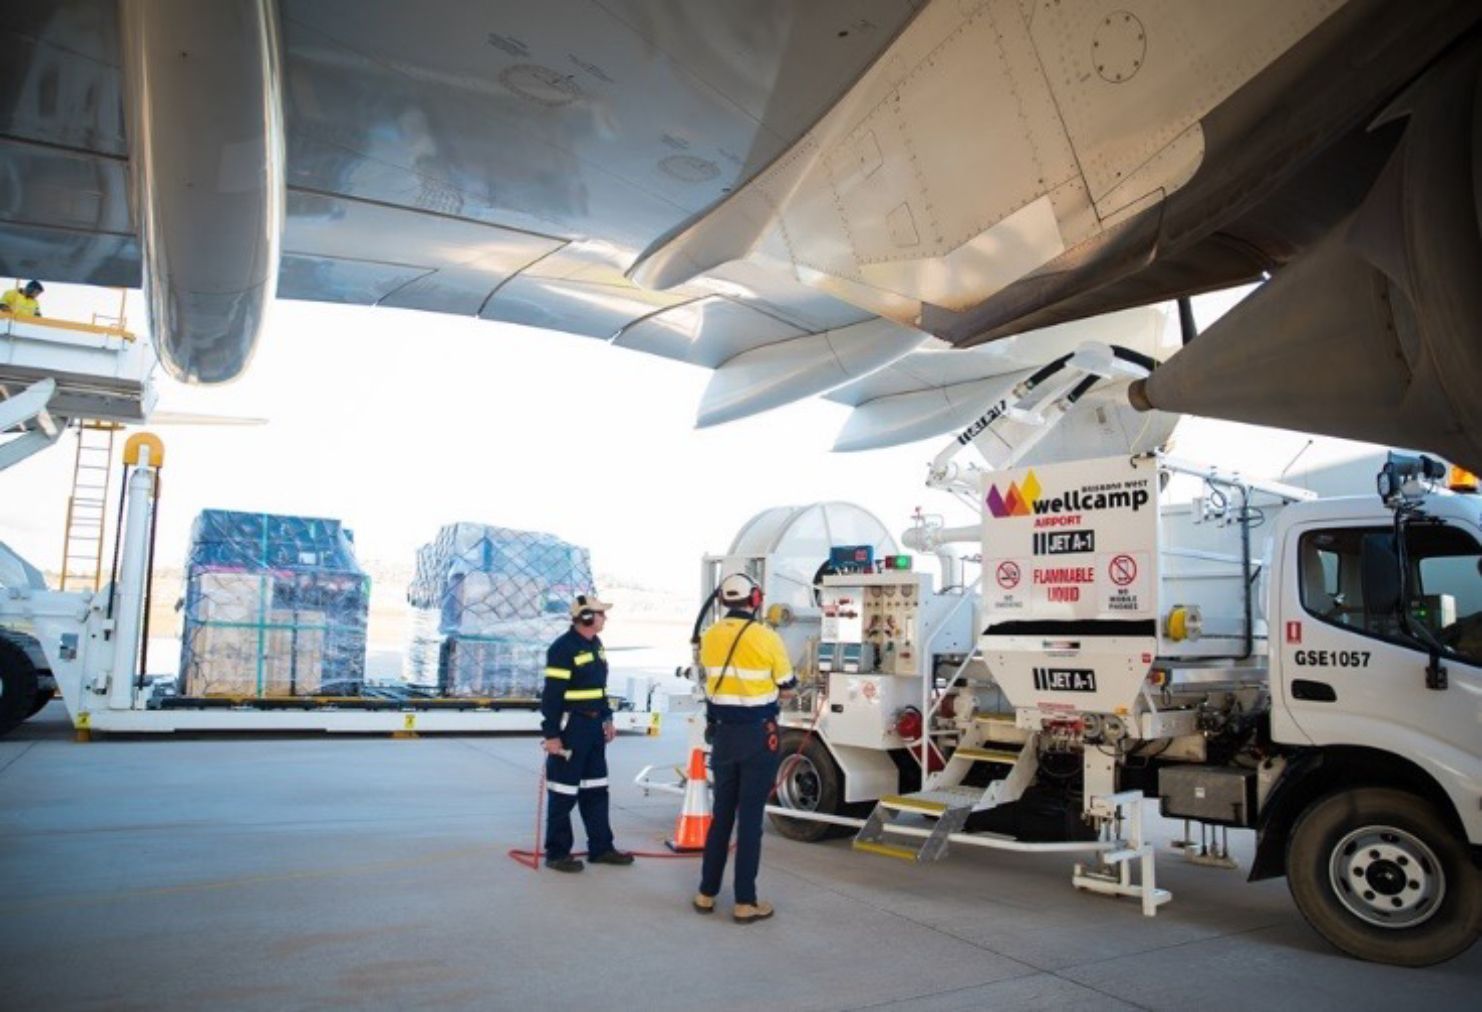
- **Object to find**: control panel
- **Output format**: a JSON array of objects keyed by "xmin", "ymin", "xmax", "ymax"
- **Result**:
[
  {"xmin": 818, "ymin": 571, "xmax": 967, "ymax": 677},
  {"xmin": 813, "ymin": 569, "xmax": 974, "ymax": 750}
]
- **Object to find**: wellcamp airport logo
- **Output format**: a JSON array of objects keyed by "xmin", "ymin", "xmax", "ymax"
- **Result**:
[
  {"xmin": 987, "ymin": 470, "xmax": 1151, "ymax": 519},
  {"xmin": 985, "ymin": 470, "xmax": 1041, "ymax": 518}
]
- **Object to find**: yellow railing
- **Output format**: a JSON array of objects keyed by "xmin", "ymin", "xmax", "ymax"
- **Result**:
[{"xmin": 1, "ymin": 312, "xmax": 136, "ymax": 342}]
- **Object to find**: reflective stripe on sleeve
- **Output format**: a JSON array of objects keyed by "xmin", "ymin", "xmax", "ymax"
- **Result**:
[
  {"xmin": 544, "ymin": 667, "xmax": 572, "ymax": 680},
  {"xmin": 547, "ymin": 782, "xmax": 579, "ymax": 796},
  {"xmin": 565, "ymin": 688, "xmax": 605, "ymax": 701}
]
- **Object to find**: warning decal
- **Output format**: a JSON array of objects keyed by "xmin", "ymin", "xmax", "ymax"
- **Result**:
[
  {"xmin": 996, "ymin": 560, "xmax": 1021, "ymax": 589},
  {"xmin": 983, "ymin": 456, "xmax": 1157, "ymax": 622},
  {"xmin": 1032, "ymin": 667, "xmax": 1097, "ymax": 692}
]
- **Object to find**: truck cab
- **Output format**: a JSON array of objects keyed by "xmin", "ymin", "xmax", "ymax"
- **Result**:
[
  {"xmin": 1271, "ymin": 491, "xmax": 1482, "ymax": 841},
  {"xmin": 1250, "ymin": 475, "xmax": 1482, "ymax": 964}
]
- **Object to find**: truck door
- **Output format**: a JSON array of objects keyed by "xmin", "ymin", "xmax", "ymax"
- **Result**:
[{"xmin": 1277, "ymin": 519, "xmax": 1482, "ymax": 767}]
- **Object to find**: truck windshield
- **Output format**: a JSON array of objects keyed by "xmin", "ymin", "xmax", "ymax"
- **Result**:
[{"xmin": 1298, "ymin": 524, "xmax": 1482, "ymax": 666}]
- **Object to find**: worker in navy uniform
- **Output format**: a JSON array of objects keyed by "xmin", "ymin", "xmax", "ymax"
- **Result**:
[
  {"xmin": 541, "ymin": 593, "xmax": 634, "ymax": 872},
  {"xmin": 694, "ymin": 573, "xmax": 797, "ymax": 922}
]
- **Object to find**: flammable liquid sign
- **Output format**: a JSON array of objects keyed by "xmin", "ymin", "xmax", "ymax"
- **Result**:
[{"xmin": 981, "ymin": 455, "xmax": 1158, "ymax": 623}]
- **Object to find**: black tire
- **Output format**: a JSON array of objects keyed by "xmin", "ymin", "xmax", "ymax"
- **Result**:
[
  {"xmin": 769, "ymin": 731, "xmax": 856, "ymax": 841},
  {"xmin": 0, "ymin": 635, "xmax": 40, "ymax": 737},
  {"xmin": 27, "ymin": 688, "xmax": 54, "ymax": 718},
  {"xmin": 1286, "ymin": 787, "xmax": 1482, "ymax": 966}
]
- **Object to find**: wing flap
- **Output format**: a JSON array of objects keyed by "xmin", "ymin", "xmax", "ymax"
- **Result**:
[{"xmin": 696, "ymin": 317, "xmax": 925, "ymax": 428}]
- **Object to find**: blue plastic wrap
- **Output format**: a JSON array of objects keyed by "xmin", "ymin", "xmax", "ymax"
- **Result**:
[
  {"xmin": 405, "ymin": 523, "xmax": 591, "ymax": 698},
  {"xmin": 179, "ymin": 510, "xmax": 369, "ymax": 696}
]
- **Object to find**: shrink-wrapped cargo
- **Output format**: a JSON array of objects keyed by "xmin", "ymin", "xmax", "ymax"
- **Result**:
[
  {"xmin": 405, "ymin": 524, "xmax": 590, "ymax": 698},
  {"xmin": 179, "ymin": 510, "xmax": 368, "ymax": 696}
]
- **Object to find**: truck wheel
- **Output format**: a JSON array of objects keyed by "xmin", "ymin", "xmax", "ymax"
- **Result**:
[
  {"xmin": 27, "ymin": 689, "xmax": 54, "ymax": 718},
  {"xmin": 0, "ymin": 636, "xmax": 40, "ymax": 737},
  {"xmin": 770, "ymin": 732, "xmax": 854, "ymax": 842},
  {"xmin": 1286, "ymin": 787, "xmax": 1482, "ymax": 966}
]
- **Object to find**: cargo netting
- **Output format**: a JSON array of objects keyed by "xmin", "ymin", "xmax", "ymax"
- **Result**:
[
  {"xmin": 179, "ymin": 510, "xmax": 370, "ymax": 697},
  {"xmin": 404, "ymin": 523, "xmax": 591, "ymax": 699}
]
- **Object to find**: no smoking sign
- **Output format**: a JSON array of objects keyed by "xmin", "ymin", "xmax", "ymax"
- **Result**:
[{"xmin": 995, "ymin": 560, "xmax": 1021, "ymax": 589}]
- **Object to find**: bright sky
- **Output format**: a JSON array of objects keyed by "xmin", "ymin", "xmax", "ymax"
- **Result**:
[{"xmin": 0, "ymin": 283, "xmax": 1383, "ymax": 594}]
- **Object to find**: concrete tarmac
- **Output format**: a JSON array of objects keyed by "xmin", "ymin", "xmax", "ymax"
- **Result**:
[{"xmin": 2, "ymin": 703, "xmax": 1478, "ymax": 1010}]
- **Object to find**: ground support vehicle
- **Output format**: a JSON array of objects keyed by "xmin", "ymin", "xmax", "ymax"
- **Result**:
[
  {"xmin": 0, "ymin": 441, "xmax": 657, "ymax": 737},
  {"xmin": 639, "ymin": 452, "xmax": 1482, "ymax": 965},
  {"xmin": 1, "ymin": 315, "xmax": 655, "ymax": 736}
]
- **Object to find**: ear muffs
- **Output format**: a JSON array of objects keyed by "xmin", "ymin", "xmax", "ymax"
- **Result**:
[
  {"xmin": 575, "ymin": 594, "xmax": 598, "ymax": 626},
  {"xmin": 748, "ymin": 586, "xmax": 763, "ymax": 610}
]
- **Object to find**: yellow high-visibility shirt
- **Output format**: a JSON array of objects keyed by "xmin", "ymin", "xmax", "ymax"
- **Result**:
[
  {"xmin": 0, "ymin": 289, "xmax": 40, "ymax": 317},
  {"xmin": 701, "ymin": 616, "xmax": 795, "ymax": 709}
]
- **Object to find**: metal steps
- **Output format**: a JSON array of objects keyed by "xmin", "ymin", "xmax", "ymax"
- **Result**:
[
  {"xmin": 852, "ymin": 786, "xmax": 981, "ymax": 863},
  {"xmin": 952, "ymin": 745, "xmax": 1021, "ymax": 765},
  {"xmin": 973, "ymin": 711, "xmax": 1031, "ymax": 745}
]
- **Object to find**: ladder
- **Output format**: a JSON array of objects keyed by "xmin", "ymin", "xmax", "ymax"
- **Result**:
[
  {"xmin": 851, "ymin": 729, "xmax": 1039, "ymax": 863},
  {"xmin": 59, "ymin": 422, "xmax": 120, "ymax": 591}
]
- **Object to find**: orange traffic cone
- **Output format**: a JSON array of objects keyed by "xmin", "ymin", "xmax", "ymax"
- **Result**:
[{"xmin": 667, "ymin": 746, "xmax": 713, "ymax": 852}]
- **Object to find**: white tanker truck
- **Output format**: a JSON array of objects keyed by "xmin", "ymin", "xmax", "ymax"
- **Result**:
[{"xmin": 640, "ymin": 348, "xmax": 1482, "ymax": 967}]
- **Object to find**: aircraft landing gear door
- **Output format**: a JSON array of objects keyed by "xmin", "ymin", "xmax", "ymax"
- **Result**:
[{"xmin": 1279, "ymin": 521, "xmax": 1482, "ymax": 761}]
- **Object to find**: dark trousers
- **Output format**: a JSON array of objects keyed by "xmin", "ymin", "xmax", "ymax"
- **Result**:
[
  {"xmin": 544, "ymin": 713, "xmax": 614, "ymax": 859},
  {"xmin": 700, "ymin": 719, "xmax": 780, "ymax": 904}
]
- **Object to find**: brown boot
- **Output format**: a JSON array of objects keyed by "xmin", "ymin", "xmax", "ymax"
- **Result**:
[
  {"xmin": 692, "ymin": 893, "xmax": 716, "ymax": 915},
  {"xmin": 733, "ymin": 900, "xmax": 774, "ymax": 923}
]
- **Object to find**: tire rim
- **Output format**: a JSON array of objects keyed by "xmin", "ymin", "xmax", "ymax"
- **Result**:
[
  {"xmin": 776, "ymin": 753, "xmax": 821, "ymax": 812},
  {"xmin": 1329, "ymin": 824, "xmax": 1445, "ymax": 929}
]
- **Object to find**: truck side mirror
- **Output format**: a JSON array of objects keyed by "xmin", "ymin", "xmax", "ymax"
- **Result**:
[{"xmin": 1360, "ymin": 533, "xmax": 1400, "ymax": 615}]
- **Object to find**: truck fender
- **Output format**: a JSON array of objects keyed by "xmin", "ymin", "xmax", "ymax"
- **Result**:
[
  {"xmin": 1250, "ymin": 751, "xmax": 1328, "ymax": 881},
  {"xmin": 1250, "ymin": 746, "xmax": 1472, "ymax": 881}
]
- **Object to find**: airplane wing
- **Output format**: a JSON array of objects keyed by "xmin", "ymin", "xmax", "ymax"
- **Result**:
[
  {"xmin": 5, "ymin": 1, "xmax": 1481, "ymax": 465},
  {"xmin": 2, "ymin": 0, "xmax": 933, "ymax": 426},
  {"xmin": 630, "ymin": 0, "xmax": 1482, "ymax": 467}
]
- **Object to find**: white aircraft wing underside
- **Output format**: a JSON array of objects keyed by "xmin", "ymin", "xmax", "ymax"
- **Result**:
[
  {"xmin": 18, "ymin": 0, "xmax": 1443, "ymax": 466},
  {"xmin": 1, "ymin": 0, "xmax": 934, "ymax": 422},
  {"xmin": 826, "ymin": 303, "xmax": 1174, "ymax": 451},
  {"xmin": 631, "ymin": 0, "xmax": 1343, "ymax": 324}
]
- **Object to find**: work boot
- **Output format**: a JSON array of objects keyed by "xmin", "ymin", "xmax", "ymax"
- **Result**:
[
  {"xmin": 545, "ymin": 856, "xmax": 584, "ymax": 873},
  {"xmin": 587, "ymin": 849, "xmax": 635, "ymax": 866},
  {"xmin": 733, "ymin": 900, "xmax": 774, "ymax": 923},
  {"xmin": 693, "ymin": 893, "xmax": 716, "ymax": 915}
]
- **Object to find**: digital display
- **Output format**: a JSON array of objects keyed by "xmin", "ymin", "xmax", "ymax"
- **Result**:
[{"xmin": 829, "ymin": 545, "xmax": 875, "ymax": 571}]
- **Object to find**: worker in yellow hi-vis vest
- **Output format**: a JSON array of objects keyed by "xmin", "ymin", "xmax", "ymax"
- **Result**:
[
  {"xmin": 0, "ymin": 280, "xmax": 43, "ymax": 318},
  {"xmin": 693, "ymin": 573, "xmax": 798, "ymax": 923}
]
